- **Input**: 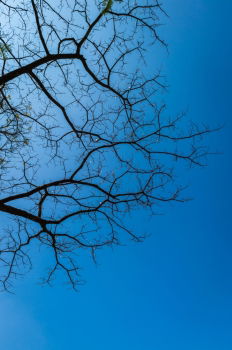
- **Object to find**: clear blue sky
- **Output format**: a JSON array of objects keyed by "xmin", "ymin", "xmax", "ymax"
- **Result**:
[{"xmin": 1, "ymin": 1, "xmax": 231, "ymax": 349}]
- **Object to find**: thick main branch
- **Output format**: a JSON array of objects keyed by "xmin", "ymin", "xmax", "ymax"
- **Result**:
[{"xmin": 0, "ymin": 53, "xmax": 82, "ymax": 85}]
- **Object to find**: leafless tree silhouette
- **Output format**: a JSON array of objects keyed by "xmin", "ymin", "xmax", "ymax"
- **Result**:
[{"xmin": 0, "ymin": 0, "xmax": 211, "ymax": 290}]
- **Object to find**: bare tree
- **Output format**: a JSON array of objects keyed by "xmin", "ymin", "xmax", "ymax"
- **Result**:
[{"xmin": 0, "ymin": 0, "xmax": 211, "ymax": 290}]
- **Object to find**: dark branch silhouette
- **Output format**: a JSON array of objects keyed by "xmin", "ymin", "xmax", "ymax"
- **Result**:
[{"xmin": 0, "ymin": 0, "xmax": 211, "ymax": 290}]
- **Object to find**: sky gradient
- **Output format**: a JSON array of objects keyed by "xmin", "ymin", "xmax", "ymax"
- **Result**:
[{"xmin": 1, "ymin": 1, "xmax": 231, "ymax": 349}]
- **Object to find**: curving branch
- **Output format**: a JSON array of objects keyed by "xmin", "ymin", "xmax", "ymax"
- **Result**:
[{"xmin": 0, "ymin": 0, "xmax": 213, "ymax": 291}]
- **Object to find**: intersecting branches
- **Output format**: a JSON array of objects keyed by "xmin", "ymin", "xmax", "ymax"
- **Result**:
[{"xmin": 0, "ymin": 0, "xmax": 212, "ymax": 290}]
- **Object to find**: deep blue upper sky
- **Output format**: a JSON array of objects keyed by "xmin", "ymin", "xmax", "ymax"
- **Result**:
[{"xmin": 1, "ymin": 1, "xmax": 231, "ymax": 349}]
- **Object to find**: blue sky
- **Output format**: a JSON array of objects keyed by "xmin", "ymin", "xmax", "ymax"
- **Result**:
[{"xmin": 1, "ymin": 0, "xmax": 231, "ymax": 349}]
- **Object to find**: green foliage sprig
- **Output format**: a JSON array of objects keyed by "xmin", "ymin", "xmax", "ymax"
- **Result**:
[
  {"xmin": 102, "ymin": 0, "xmax": 123, "ymax": 14},
  {"xmin": 0, "ymin": 43, "xmax": 10, "ymax": 60}
]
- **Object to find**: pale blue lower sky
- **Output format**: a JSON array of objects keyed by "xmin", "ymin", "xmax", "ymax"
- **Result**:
[{"xmin": 1, "ymin": 1, "xmax": 231, "ymax": 349}]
